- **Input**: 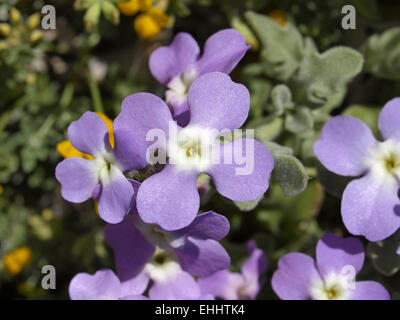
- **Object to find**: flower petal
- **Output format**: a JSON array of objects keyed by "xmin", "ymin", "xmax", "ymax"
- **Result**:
[
  {"xmin": 149, "ymin": 269, "xmax": 201, "ymax": 300},
  {"xmin": 341, "ymin": 174, "xmax": 400, "ymax": 241},
  {"xmin": 378, "ymin": 97, "xmax": 400, "ymax": 140},
  {"xmin": 350, "ymin": 281, "xmax": 390, "ymax": 300},
  {"xmin": 69, "ymin": 269, "xmax": 121, "ymax": 300},
  {"xmin": 98, "ymin": 167, "xmax": 134, "ymax": 224},
  {"xmin": 271, "ymin": 253, "xmax": 321, "ymax": 300},
  {"xmin": 206, "ymin": 138, "xmax": 274, "ymax": 201},
  {"xmin": 120, "ymin": 271, "xmax": 149, "ymax": 297},
  {"xmin": 314, "ymin": 115, "xmax": 378, "ymax": 176},
  {"xmin": 112, "ymin": 128, "xmax": 148, "ymax": 171},
  {"xmin": 114, "ymin": 92, "xmax": 173, "ymax": 151},
  {"xmin": 241, "ymin": 241, "xmax": 267, "ymax": 299},
  {"xmin": 55, "ymin": 157, "xmax": 98, "ymax": 203},
  {"xmin": 121, "ymin": 294, "xmax": 148, "ymax": 300},
  {"xmin": 198, "ymin": 270, "xmax": 244, "ymax": 300},
  {"xmin": 316, "ymin": 233, "xmax": 364, "ymax": 279},
  {"xmin": 68, "ymin": 111, "xmax": 109, "ymax": 156},
  {"xmin": 136, "ymin": 165, "xmax": 200, "ymax": 230},
  {"xmin": 173, "ymin": 211, "xmax": 230, "ymax": 240},
  {"xmin": 105, "ymin": 215, "xmax": 155, "ymax": 282},
  {"xmin": 196, "ymin": 28, "xmax": 249, "ymax": 75},
  {"xmin": 187, "ymin": 72, "xmax": 250, "ymax": 131},
  {"xmin": 127, "ymin": 179, "xmax": 141, "ymax": 215},
  {"xmin": 149, "ymin": 32, "xmax": 200, "ymax": 84},
  {"xmin": 170, "ymin": 100, "xmax": 190, "ymax": 127},
  {"xmin": 175, "ymin": 238, "xmax": 230, "ymax": 277}
]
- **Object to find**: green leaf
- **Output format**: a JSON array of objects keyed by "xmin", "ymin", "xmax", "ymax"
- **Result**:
[
  {"xmin": 245, "ymin": 11, "xmax": 304, "ymax": 81},
  {"xmin": 285, "ymin": 107, "xmax": 314, "ymax": 134},
  {"xmin": 264, "ymin": 141, "xmax": 293, "ymax": 156},
  {"xmin": 367, "ymin": 231, "xmax": 400, "ymax": 276},
  {"xmin": 249, "ymin": 116, "xmax": 284, "ymax": 143},
  {"xmin": 363, "ymin": 27, "xmax": 400, "ymax": 80},
  {"xmin": 292, "ymin": 40, "xmax": 364, "ymax": 108},
  {"xmin": 248, "ymin": 79, "xmax": 272, "ymax": 118},
  {"xmin": 270, "ymin": 84, "xmax": 294, "ymax": 116},
  {"xmin": 272, "ymin": 154, "xmax": 308, "ymax": 197},
  {"xmin": 344, "ymin": 104, "xmax": 381, "ymax": 138},
  {"xmin": 234, "ymin": 196, "xmax": 262, "ymax": 212}
]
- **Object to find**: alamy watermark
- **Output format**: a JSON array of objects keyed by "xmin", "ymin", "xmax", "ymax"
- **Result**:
[
  {"xmin": 341, "ymin": 5, "xmax": 356, "ymax": 30},
  {"xmin": 41, "ymin": 265, "xmax": 56, "ymax": 290},
  {"xmin": 41, "ymin": 5, "xmax": 56, "ymax": 30}
]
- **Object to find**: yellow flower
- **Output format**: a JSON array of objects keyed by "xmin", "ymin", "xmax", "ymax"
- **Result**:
[
  {"xmin": 3, "ymin": 246, "xmax": 33, "ymax": 276},
  {"xmin": 57, "ymin": 112, "xmax": 114, "ymax": 159},
  {"xmin": 0, "ymin": 23, "xmax": 10, "ymax": 36},
  {"xmin": 134, "ymin": 8, "xmax": 170, "ymax": 38},
  {"xmin": 10, "ymin": 8, "xmax": 21, "ymax": 24},
  {"xmin": 268, "ymin": 10, "xmax": 286, "ymax": 27},
  {"xmin": 27, "ymin": 13, "xmax": 40, "ymax": 29},
  {"xmin": 118, "ymin": 0, "xmax": 152, "ymax": 16}
]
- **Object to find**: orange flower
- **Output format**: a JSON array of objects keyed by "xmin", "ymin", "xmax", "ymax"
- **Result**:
[
  {"xmin": 134, "ymin": 8, "xmax": 170, "ymax": 38},
  {"xmin": 3, "ymin": 246, "xmax": 33, "ymax": 276},
  {"xmin": 118, "ymin": 0, "xmax": 152, "ymax": 16},
  {"xmin": 118, "ymin": 0, "xmax": 170, "ymax": 39}
]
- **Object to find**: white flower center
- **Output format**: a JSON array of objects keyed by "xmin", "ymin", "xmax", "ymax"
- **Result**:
[
  {"xmin": 365, "ymin": 139, "xmax": 400, "ymax": 185},
  {"xmin": 310, "ymin": 273, "xmax": 351, "ymax": 300},
  {"xmin": 92, "ymin": 151, "xmax": 119, "ymax": 186},
  {"xmin": 165, "ymin": 68, "xmax": 197, "ymax": 107},
  {"xmin": 168, "ymin": 126, "xmax": 216, "ymax": 172},
  {"xmin": 144, "ymin": 248, "xmax": 180, "ymax": 283}
]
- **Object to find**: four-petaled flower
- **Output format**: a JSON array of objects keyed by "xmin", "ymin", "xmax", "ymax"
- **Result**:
[
  {"xmin": 55, "ymin": 111, "xmax": 147, "ymax": 224},
  {"xmin": 114, "ymin": 72, "xmax": 274, "ymax": 230},
  {"xmin": 314, "ymin": 98, "xmax": 400, "ymax": 241},
  {"xmin": 105, "ymin": 211, "xmax": 230, "ymax": 299},
  {"xmin": 149, "ymin": 29, "xmax": 250, "ymax": 125},
  {"xmin": 272, "ymin": 233, "xmax": 390, "ymax": 300}
]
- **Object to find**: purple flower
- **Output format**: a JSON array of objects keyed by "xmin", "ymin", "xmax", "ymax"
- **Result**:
[
  {"xmin": 272, "ymin": 233, "xmax": 390, "ymax": 300},
  {"xmin": 104, "ymin": 211, "xmax": 230, "ymax": 299},
  {"xmin": 314, "ymin": 98, "xmax": 400, "ymax": 241},
  {"xmin": 114, "ymin": 72, "xmax": 274, "ymax": 230},
  {"xmin": 149, "ymin": 29, "xmax": 249, "ymax": 125},
  {"xmin": 69, "ymin": 269, "xmax": 147, "ymax": 300},
  {"xmin": 397, "ymin": 245, "xmax": 400, "ymax": 255},
  {"xmin": 198, "ymin": 240, "xmax": 267, "ymax": 300},
  {"xmin": 55, "ymin": 112, "xmax": 146, "ymax": 224},
  {"xmin": 69, "ymin": 268, "xmax": 211, "ymax": 300}
]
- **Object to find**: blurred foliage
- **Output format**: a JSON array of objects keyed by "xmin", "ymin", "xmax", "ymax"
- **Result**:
[{"xmin": 0, "ymin": 0, "xmax": 399, "ymax": 299}]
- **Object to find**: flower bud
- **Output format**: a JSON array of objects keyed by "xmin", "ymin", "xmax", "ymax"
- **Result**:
[
  {"xmin": 10, "ymin": 8, "xmax": 21, "ymax": 24},
  {"xmin": 102, "ymin": 1, "xmax": 120, "ymax": 25},
  {"xmin": 117, "ymin": 0, "xmax": 140, "ymax": 16},
  {"xmin": 134, "ymin": 13, "xmax": 160, "ymax": 38},
  {"xmin": 0, "ymin": 23, "xmax": 10, "ymax": 36},
  {"xmin": 84, "ymin": 4, "xmax": 101, "ymax": 31},
  {"xmin": 30, "ymin": 30, "xmax": 43, "ymax": 42},
  {"xmin": 27, "ymin": 13, "xmax": 41, "ymax": 29}
]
